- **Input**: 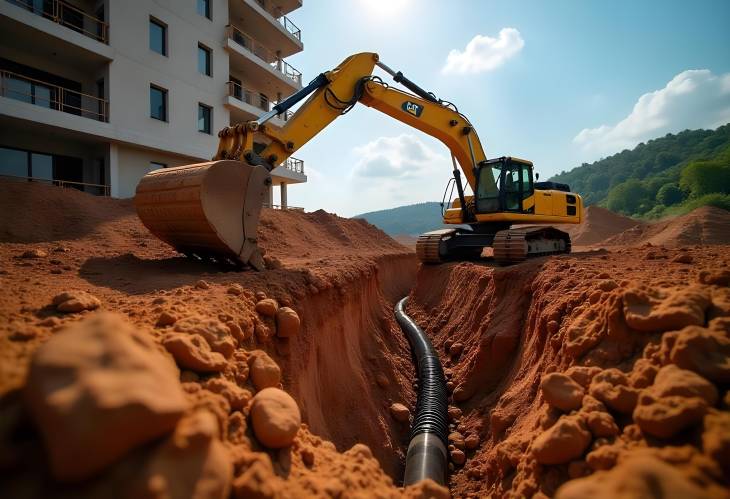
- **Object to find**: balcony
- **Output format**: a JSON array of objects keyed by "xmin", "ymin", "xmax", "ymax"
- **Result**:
[
  {"xmin": 229, "ymin": 0, "xmax": 303, "ymax": 58},
  {"xmin": 255, "ymin": 0, "xmax": 302, "ymax": 17},
  {"xmin": 227, "ymin": 25, "xmax": 302, "ymax": 86},
  {"xmin": 225, "ymin": 80, "xmax": 292, "ymax": 128},
  {"xmin": 4, "ymin": 0, "xmax": 108, "ymax": 44},
  {"xmin": 0, "ymin": 70, "xmax": 108, "ymax": 122},
  {"xmin": 283, "ymin": 157, "xmax": 304, "ymax": 174}
]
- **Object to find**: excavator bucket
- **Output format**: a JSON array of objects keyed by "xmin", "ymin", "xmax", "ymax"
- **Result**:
[{"xmin": 134, "ymin": 160, "xmax": 271, "ymax": 270}]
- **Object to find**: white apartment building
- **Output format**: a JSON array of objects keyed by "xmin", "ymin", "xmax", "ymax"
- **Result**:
[{"xmin": 0, "ymin": 0, "xmax": 307, "ymax": 206}]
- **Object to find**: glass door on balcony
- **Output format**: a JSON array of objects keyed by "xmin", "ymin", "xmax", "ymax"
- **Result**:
[{"xmin": 230, "ymin": 76, "xmax": 242, "ymax": 99}]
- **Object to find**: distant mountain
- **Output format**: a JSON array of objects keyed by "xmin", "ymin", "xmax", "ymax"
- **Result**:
[
  {"xmin": 353, "ymin": 202, "xmax": 448, "ymax": 236},
  {"xmin": 550, "ymin": 124, "xmax": 730, "ymax": 219}
]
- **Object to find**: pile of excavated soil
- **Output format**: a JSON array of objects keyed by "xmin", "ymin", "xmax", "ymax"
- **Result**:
[
  {"xmin": 406, "ymin": 246, "xmax": 730, "ymax": 497},
  {"xmin": 0, "ymin": 180, "xmax": 445, "ymax": 497},
  {"xmin": 557, "ymin": 206, "xmax": 643, "ymax": 247},
  {"xmin": 603, "ymin": 206, "xmax": 730, "ymax": 248}
]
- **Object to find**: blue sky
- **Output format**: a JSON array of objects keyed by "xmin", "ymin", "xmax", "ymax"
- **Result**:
[{"xmin": 279, "ymin": 0, "xmax": 730, "ymax": 216}]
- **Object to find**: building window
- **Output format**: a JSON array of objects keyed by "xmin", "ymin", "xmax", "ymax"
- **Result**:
[
  {"xmin": 197, "ymin": 0, "xmax": 211, "ymax": 19},
  {"xmin": 149, "ymin": 18, "xmax": 167, "ymax": 56},
  {"xmin": 198, "ymin": 44, "xmax": 212, "ymax": 76},
  {"xmin": 150, "ymin": 85, "xmax": 168, "ymax": 121},
  {"xmin": 198, "ymin": 103, "xmax": 212, "ymax": 134}
]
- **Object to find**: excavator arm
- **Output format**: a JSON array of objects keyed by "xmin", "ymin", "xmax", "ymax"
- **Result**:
[{"xmin": 213, "ymin": 52, "xmax": 492, "ymax": 214}]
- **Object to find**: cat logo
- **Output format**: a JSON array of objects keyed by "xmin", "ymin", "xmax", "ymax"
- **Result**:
[{"xmin": 402, "ymin": 101, "xmax": 424, "ymax": 118}]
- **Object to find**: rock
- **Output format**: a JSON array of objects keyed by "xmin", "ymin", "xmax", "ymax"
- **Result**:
[
  {"xmin": 555, "ymin": 454, "xmax": 707, "ymax": 499},
  {"xmin": 464, "ymin": 434, "xmax": 480, "ymax": 450},
  {"xmin": 666, "ymin": 326, "xmax": 730, "ymax": 383},
  {"xmin": 227, "ymin": 321, "xmax": 244, "ymax": 345},
  {"xmin": 37, "ymin": 316, "xmax": 61, "ymax": 328},
  {"xmin": 448, "ymin": 406, "xmax": 463, "ymax": 422},
  {"xmin": 255, "ymin": 291, "xmax": 267, "ymax": 301},
  {"xmin": 585, "ymin": 411, "xmax": 619, "ymax": 438},
  {"xmin": 127, "ymin": 410, "xmax": 232, "ymax": 499},
  {"xmin": 21, "ymin": 248, "xmax": 47, "ymax": 258},
  {"xmin": 648, "ymin": 364, "xmax": 718, "ymax": 405},
  {"xmin": 52, "ymin": 290, "xmax": 101, "ymax": 313},
  {"xmin": 532, "ymin": 415, "xmax": 592, "ymax": 465},
  {"xmin": 23, "ymin": 313, "xmax": 187, "ymax": 481},
  {"xmin": 275, "ymin": 307, "xmax": 300, "ymax": 338},
  {"xmin": 301, "ymin": 447, "xmax": 315, "ymax": 467},
  {"xmin": 565, "ymin": 366, "xmax": 601, "ymax": 388},
  {"xmin": 541, "ymin": 373, "xmax": 585, "ymax": 411},
  {"xmin": 375, "ymin": 374, "xmax": 390, "ymax": 388},
  {"xmin": 403, "ymin": 479, "xmax": 451, "ymax": 498},
  {"xmin": 195, "ymin": 280, "xmax": 210, "ymax": 290},
  {"xmin": 699, "ymin": 269, "xmax": 730, "ymax": 286},
  {"xmin": 249, "ymin": 351, "xmax": 281, "ymax": 390},
  {"xmin": 703, "ymin": 411, "xmax": 730, "ymax": 476},
  {"xmin": 622, "ymin": 285, "xmax": 710, "ymax": 332},
  {"xmin": 255, "ymin": 298, "xmax": 278, "ymax": 317},
  {"xmin": 250, "ymin": 388, "xmax": 301, "ymax": 448},
  {"xmin": 585, "ymin": 443, "xmax": 620, "ymax": 471},
  {"xmin": 450, "ymin": 449, "xmax": 466, "ymax": 465},
  {"xmin": 227, "ymin": 284, "xmax": 243, "ymax": 295},
  {"xmin": 162, "ymin": 333, "xmax": 227, "ymax": 372},
  {"xmin": 156, "ymin": 311, "xmax": 177, "ymax": 327},
  {"xmin": 448, "ymin": 432, "xmax": 465, "ymax": 450},
  {"xmin": 589, "ymin": 369, "xmax": 639, "ymax": 414},
  {"xmin": 672, "ymin": 253, "xmax": 693, "ymax": 264},
  {"xmin": 449, "ymin": 342, "xmax": 464, "ymax": 357},
  {"xmin": 390, "ymin": 403, "xmax": 410, "ymax": 422},
  {"xmin": 633, "ymin": 395, "xmax": 708, "ymax": 439},
  {"xmin": 174, "ymin": 316, "xmax": 235, "ymax": 358},
  {"xmin": 232, "ymin": 458, "xmax": 283, "ymax": 499},
  {"xmin": 347, "ymin": 443, "xmax": 374, "ymax": 460},
  {"xmin": 204, "ymin": 378, "xmax": 252, "ymax": 411}
]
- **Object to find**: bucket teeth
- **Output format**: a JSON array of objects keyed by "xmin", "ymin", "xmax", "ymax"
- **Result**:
[{"xmin": 134, "ymin": 160, "xmax": 270, "ymax": 270}]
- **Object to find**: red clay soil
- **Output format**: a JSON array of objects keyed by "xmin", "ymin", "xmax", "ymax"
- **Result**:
[
  {"xmin": 406, "ymin": 247, "xmax": 730, "ymax": 497},
  {"xmin": 556, "ymin": 205, "xmax": 643, "ymax": 247},
  {"xmin": 0, "ymin": 180, "xmax": 444, "ymax": 498}
]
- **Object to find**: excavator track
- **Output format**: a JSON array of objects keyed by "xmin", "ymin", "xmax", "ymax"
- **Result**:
[
  {"xmin": 415, "ymin": 229, "xmax": 454, "ymax": 264},
  {"xmin": 493, "ymin": 226, "xmax": 571, "ymax": 264}
]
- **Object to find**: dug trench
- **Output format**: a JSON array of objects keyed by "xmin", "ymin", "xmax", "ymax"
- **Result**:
[{"xmin": 1, "ymin": 179, "xmax": 729, "ymax": 497}]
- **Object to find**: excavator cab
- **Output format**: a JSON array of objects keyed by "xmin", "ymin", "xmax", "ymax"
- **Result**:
[{"xmin": 475, "ymin": 157, "xmax": 534, "ymax": 214}]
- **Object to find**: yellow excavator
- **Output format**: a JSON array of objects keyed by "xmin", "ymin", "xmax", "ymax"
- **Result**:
[{"xmin": 135, "ymin": 52, "xmax": 583, "ymax": 270}]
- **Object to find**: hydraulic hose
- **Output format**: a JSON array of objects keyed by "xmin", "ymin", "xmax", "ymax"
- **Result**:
[{"xmin": 394, "ymin": 297, "xmax": 449, "ymax": 487}]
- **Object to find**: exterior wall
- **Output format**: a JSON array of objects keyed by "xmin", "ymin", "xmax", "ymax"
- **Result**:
[{"xmin": 112, "ymin": 143, "xmax": 191, "ymax": 198}]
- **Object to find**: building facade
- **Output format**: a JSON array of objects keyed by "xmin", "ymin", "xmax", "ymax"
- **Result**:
[{"xmin": 0, "ymin": 0, "xmax": 306, "ymax": 205}]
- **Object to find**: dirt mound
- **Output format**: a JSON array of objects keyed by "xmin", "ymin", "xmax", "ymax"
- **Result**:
[
  {"xmin": 559, "ymin": 206, "xmax": 643, "ymax": 246},
  {"xmin": 605, "ymin": 205, "xmax": 730, "ymax": 247},
  {"xmin": 406, "ymin": 246, "xmax": 730, "ymax": 497},
  {"xmin": 0, "ymin": 181, "xmax": 428, "ymax": 496}
]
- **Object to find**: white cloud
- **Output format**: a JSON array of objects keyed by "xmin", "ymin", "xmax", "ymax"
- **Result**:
[
  {"xmin": 574, "ymin": 69, "xmax": 730, "ymax": 159},
  {"xmin": 442, "ymin": 28, "xmax": 524, "ymax": 75},
  {"xmin": 350, "ymin": 134, "xmax": 452, "ymax": 211}
]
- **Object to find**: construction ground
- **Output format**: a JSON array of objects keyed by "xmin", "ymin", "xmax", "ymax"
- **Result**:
[{"xmin": 1, "ymin": 178, "xmax": 729, "ymax": 498}]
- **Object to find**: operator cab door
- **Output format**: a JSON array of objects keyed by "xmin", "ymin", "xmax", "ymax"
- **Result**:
[{"xmin": 475, "ymin": 158, "xmax": 534, "ymax": 213}]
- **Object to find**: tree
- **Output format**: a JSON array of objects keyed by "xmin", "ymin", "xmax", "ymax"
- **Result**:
[
  {"xmin": 606, "ymin": 179, "xmax": 648, "ymax": 214},
  {"xmin": 680, "ymin": 155, "xmax": 730, "ymax": 198},
  {"xmin": 656, "ymin": 183, "xmax": 684, "ymax": 206}
]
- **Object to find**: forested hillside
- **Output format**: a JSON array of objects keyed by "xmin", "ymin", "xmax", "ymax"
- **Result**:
[
  {"xmin": 354, "ymin": 202, "xmax": 446, "ymax": 235},
  {"xmin": 551, "ymin": 124, "xmax": 730, "ymax": 218}
]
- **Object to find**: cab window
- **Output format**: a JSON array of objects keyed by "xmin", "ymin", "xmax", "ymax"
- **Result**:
[
  {"xmin": 476, "ymin": 166, "xmax": 500, "ymax": 212},
  {"xmin": 504, "ymin": 167, "xmax": 521, "ymax": 211},
  {"xmin": 521, "ymin": 164, "xmax": 533, "ymax": 199}
]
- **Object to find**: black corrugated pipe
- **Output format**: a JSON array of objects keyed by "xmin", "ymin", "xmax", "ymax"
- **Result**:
[{"xmin": 394, "ymin": 297, "xmax": 449, "ymax": 487}]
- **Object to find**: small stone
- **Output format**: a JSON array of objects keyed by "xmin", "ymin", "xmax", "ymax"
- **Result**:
[
  {"xmin": 156, "ymin": 311, "xmax": 177, "ymax": 328},
  {"xmin": 204, "ymin": 378, "xmax": 252, "ymax": 411},
  {"xmin": 301, "ymin": 448, "xmax": 315, "ymax": 467},
  {"xmin": 390, "ymin": 403, "xmax": 410, "ymax": 422},
  {"xmin": 448, "ymin": 406, "xmax": 463, "ymax": 422},
  {"xmin": 532, "ymin": 415, "xmax": 592, "ymax": 465},
  {"xmin": 255, "ymin": 291, "xmax": 267, "ymax": 301},
  {"xmin": 450, "ymin": 449, "xmax": 466, "ymax": 465},
  {"xmin": 250, "ymin": 388, "xmax": 301, "ymax": 448},
  {"xmin": 52, "ymin": 291, "xmax": 101, "ymax": 313},
  {"xmin": 250, "ymin": 351, "xmax": 281, "ymax": 390},
  {"xmin": 162, "ymin": 333, "xmax": 227, "ymax": 372},
  {"xmin": 21, "ymin": 248, "xmax": 47, "ymax": 259},
  {"xmin": 448, "ymin": 432, "xmax": 465, "ymax": 450},
  {"xmin": 449, "ymin": 342, "xmax": 464, "ymax": 357},
  {"xmin": 227, "ymin": 284, "xmax": 243, "ymax": 295},
  {"xmin": 276, "ymin": 307, "xmax": 300, "ymax": 338},
  {"xmin": 541, "ymin": 373, "xmax": 585, "ymax": 412},
  {"xmin": 464, "ymin": 434, "xmax": 480, "ymax": 450},
  {"xmin": 37, "ymin": 316, "xmax": 61, "ymax": 328},
  {"xmin": 585, "ymin": 411, "xmax": 619, "ymax": 437},
  {"xmin": 375, "ymin": 374, "xmax": 390, "ymax": 388},
  {"xmin": 672, "ymin": 253, "xmax": 693, "ymax": 264},
  {"xmin": 255, "ymin": 299, "xmax": 278, "ymax": 318},
  {"xmin": 195, "ymin": 280, "xmax": 210, "ymax": 290}
]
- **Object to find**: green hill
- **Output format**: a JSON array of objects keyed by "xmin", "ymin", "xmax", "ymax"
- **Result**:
[
  {"xmin": 551, "ymin": 124, "xmax": 730, "ymax": 218},
  {"xmin": 353, "ymin": 202, "xmax": 447, "ymax": 236}
]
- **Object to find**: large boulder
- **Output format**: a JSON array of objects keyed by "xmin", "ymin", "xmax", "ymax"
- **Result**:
[
  {"xmin": 250, "ymin": 388, "xmax": 301, "ymax": 448},
  {"xmin": 23, "ymin": 313, "xmax": 188, "ymax": 481}
]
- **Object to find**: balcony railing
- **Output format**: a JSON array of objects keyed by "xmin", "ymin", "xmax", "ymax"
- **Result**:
[
  {"xmin": 6, "ymin": 0, "xmax": 108, "ymax": 44},
  {"xmin": 0, "ymin": 174, "xmax": 110, "ymax": 196},
  {"xmin": 283, "ymin": 157, "xmax": 304, "ymax": 174},
  {"xmin": 226, "ymin": 81, "xmax": 294, "ymax": 122},
  {"xmin": 226, "ymin": 25, "xmax": 303, "ymax": 86},
  {"xmin": 263, "ymin": 203, "xmax": 304, "ymax": 211},
  {"xmin": 277, "ymin": 14, "xmax": 301, "ymax": 41},
  {"xmin": 0, "ymin": 70, "xmax": 109, "ymax": 122}
]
